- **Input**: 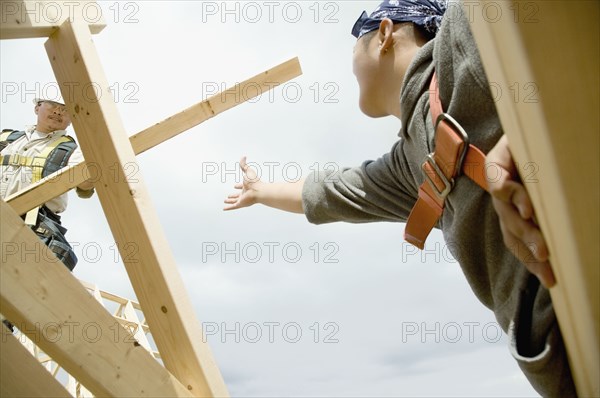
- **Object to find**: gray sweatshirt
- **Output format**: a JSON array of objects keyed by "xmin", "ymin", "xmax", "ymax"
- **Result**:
[{"xmin": 301, "ymin": 6, "xmax": 575, "ymax": 397}]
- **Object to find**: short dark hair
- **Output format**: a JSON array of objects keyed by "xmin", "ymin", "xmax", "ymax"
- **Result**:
[{"xmin": 359, "ymin": 30, "xmax": 378, "ymax": 49}]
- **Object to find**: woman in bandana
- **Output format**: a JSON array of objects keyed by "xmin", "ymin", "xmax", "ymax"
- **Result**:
[{"xmin": 225, "ymin": 1, "xmax": 576, "ymax": 396}]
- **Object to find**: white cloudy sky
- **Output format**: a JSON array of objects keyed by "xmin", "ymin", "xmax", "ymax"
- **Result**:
[{"xmin": 0, "ymin": 1, "xmax": 539, "ymax": 396}]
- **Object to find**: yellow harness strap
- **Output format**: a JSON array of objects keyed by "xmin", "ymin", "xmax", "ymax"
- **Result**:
[
  {"xmin": 0, "ymin": 135, "xmax": 73, "ymax": 224},
  {"xmin": 30, "ymin": 136, "xmax": 72, "ymax": 183},
  {"xmin": 0, "ymin": 131, "xmax": 14, "ymax": 141}
]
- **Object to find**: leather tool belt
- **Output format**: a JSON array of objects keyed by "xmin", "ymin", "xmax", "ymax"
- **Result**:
[
  {"xmin": 404, "ymin": 72, "xmax": 489, "ymax": 249},
  {"xmin": 31, "ymin": 206, "xmax": 78, "ymax": 271}
]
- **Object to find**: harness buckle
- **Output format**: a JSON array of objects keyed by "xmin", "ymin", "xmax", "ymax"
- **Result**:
[
  {"xmin": 421, "ymin": 113, "xmax": 470, "ymax": 200},
  {"xmin": 9, "ymin": 154, "xmax": 22, "ymax": 166},
  {"xmin": 422, "ymin": 154, "xmax": 453, "ymax": 199},
  {"xmin": 5, "ymin": 154, "xmax": 32, "ymax": 167}
]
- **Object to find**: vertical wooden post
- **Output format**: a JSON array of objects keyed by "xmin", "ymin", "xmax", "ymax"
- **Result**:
[{"xmin": 465, "ymin": 1, "xmax": 599, "ymax": 395}]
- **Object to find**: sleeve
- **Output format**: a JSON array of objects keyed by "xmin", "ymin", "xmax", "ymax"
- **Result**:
[
  {"xmin": 67, "ymin": 146, "xmax": 84, "ymax": 166},
  {"xmin": 302, "ymin": 140, "xmax": 418, "ymax": 225},
  {"xmin": 67, "ymin": 146, "xmax": 95, "ymax": 199}
]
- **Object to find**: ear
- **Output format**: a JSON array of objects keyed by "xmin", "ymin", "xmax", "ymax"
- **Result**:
[
  {"xmin": 34, "ymin": 103, "xmax": 40, "ymax": 115},
  {"xmin": 377, "ymin": 18, "xmax": 395, "ymax": 56}
]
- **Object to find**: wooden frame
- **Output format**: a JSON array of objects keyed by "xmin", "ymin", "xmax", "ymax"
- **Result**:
[
  {"xmin": 1, "ymin": 1, "xmax": 303, "ymax": 395},
  {"xmin": 0, "ymin": 0, "xmax": 105, "ymax": 39},
  {"xmin": 466, "ymin": 1, "xmax": 599, "ymax": 396},
  {"xmin": 1, "ymin": 200, "xmax": 192, "ymax": 397},
  {"xmin": 4, "ymin": 57, "xmax": 302, "ymax": 216},
  {"xmin": 44, "ymin": 18, "xmax": 227, "ymax": 397},
  {"xmin": 0, "ymin": 324, "xmax": 71, "ymax": 398},
  {"xmin": 4, "ymin": 280, "xmax": 164, "ymax": 396}
]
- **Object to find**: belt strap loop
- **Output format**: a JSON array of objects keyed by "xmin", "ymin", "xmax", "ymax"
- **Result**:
[
  {"xmin": 24, "ymin": 206, "xmax": 40, "ymax": 226},
  {"xmin": 403, "ymin": 72, "xmax": 489, "ymax": 249}
]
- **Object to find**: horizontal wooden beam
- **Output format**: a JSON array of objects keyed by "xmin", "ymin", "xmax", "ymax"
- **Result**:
[
  {"xmin": 45, "ymin": 19, "xmax": 228, "ymax": 396},
  {"xmin": 130, "ymin": 57, "xmax": 302, "ymax": 154},
  {"xmin": 5, "ymin": 57, "xmax": 302, "ymax": 216},
  {"xmin": 466, "ymin": 1, "xmax": 599, "ymax": 396},
  {"xmin": 0, "ymin": 323, "xmax": 72, "ymax": 398},
  {"xmin": 0, "ymin": 200, "xmax": 193, "ymax": 397},
  {"xmin": 0, "ymin": 1, "xmax": 105, "ymax": 40}
]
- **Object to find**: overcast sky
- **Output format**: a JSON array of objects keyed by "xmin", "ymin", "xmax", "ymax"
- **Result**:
[{"xmin": 1, "ymin": 1, "xmax": 539, "ymax": 396}]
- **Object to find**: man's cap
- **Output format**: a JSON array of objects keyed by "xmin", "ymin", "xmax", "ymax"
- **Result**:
[
  {"xmin": 33, "ymin": 97, "xmax": 65, "ymax": 106},
  {"xmin": 351, "ymin": 0, "xmax": 449, "ymax": 39}
]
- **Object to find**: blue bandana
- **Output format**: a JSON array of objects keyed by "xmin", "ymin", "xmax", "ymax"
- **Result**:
[{"xmin": 352, "ymin": 0, "xmax": 449, "ymax": 39}]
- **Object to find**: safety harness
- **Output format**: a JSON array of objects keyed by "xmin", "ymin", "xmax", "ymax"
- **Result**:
[
  {"xmin": 0, "ymin": 129, "xmax": 77, "ymax": 182},
  {"xmin": 0, "ymin": 129, "xmax": 79, "ymax": 270},
  {"xmin": 404, "ymin": 73, "xmax": 489, "ymax": 249},
  {"xmin": 0, "ymin": 128, "xmax": 77, "ymax": 223}
]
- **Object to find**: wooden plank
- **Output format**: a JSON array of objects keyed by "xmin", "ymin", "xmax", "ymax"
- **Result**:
[
  {"xmin": 5, "ymin": 162, "xmax": 88, "ymax": 217},
  {"xmin": 465, "ymin": 1, "xmax": 599, "ymax": 396},
  {"xmin": 0, "ymin": 200, "xmax": 193, "ymax": 398},
  {"xmin": 0, "ymin": 323, "xmax": 72, "ymax": 398},
  {"xmin": 0, "ymin": 0, "xmax": 105, "ymax": 40},
  {"xmin": 130, "ymin": 57, "xmax": 302, "ymax": 154},
  {"xmin": 5, "ymin": 57, "xmax": 302, "ymax": 216},
  {"xmin": 44, "ymin": 20, "xmax": 228, "ymax": 397}
]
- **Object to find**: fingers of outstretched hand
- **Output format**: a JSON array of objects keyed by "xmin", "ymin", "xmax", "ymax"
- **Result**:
[
  {"xmin": 223, "ymin": 179, "xmax": 242, "ymax": 211},
  {"xmin": 226, "ymin": 193, "xmax": 240, "ymax": 200},
  {"xmin": 223, "ymin": 196, "xmax": 243, "ymax": 211},
  {"xmin": 223, "ymin": 194, "xmax": 239, "ymax": 205},
  {"xmin": 239, "ymin": 156, "xmax": 258, "ymax": 181},
  {"xmin": 240, "ymin": 156, "xmax": 249, "ymax": 173},
  {"xmin": 223, "ymin": 158, "xmax": 260, "ymax": 211}
]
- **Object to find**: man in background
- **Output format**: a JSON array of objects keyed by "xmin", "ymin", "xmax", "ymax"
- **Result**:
[{"xmin": 1, "ymin": 97, "xmax": 95, "ymax": 271}]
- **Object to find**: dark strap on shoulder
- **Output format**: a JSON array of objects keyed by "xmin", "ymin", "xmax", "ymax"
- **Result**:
[
  {"xmin": 42, "ymin": 136, "xmax": 77, "ymax": 178},
  {"xmin": 0, "ymin": 129, "xmax": 25, "ymax": 152},
  {"xmin": 0, "ymin": 131, "xmax": 78, "ymax": 179}
]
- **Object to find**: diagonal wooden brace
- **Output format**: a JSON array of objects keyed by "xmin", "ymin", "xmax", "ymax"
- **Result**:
[
  {"xmin": 0, "ymin": 200, "xmax": 193, "ymax": 397},
  {"xmin": 44, "ymin": 19, "xmax": 228, "ymax": 396}
]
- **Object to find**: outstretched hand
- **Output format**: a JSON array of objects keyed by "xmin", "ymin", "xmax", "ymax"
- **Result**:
[
  {"xmin": 486, "ymin": 135, "xmax": 556, "ymax": 288},
  {"xmin": 223, "ymin": 156, "xmax": 261, "ymax": 211}
]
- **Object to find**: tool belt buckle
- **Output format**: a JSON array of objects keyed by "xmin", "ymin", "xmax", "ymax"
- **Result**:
[
  {"xmin": 34, "ymin": 226, "xmax": 52, "ymax": 238},
  {"xmin": 9, "ymin": 154, "xmax": 22, "ymax": 166},
  {"xmin": 421, "ymin": 113, "xmax": 470, "ymax": 200}
]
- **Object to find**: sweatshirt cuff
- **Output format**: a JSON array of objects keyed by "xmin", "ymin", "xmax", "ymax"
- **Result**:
[{"xmin": 76, "ymin": 187, "xmax": 95, "ymax": 199}]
